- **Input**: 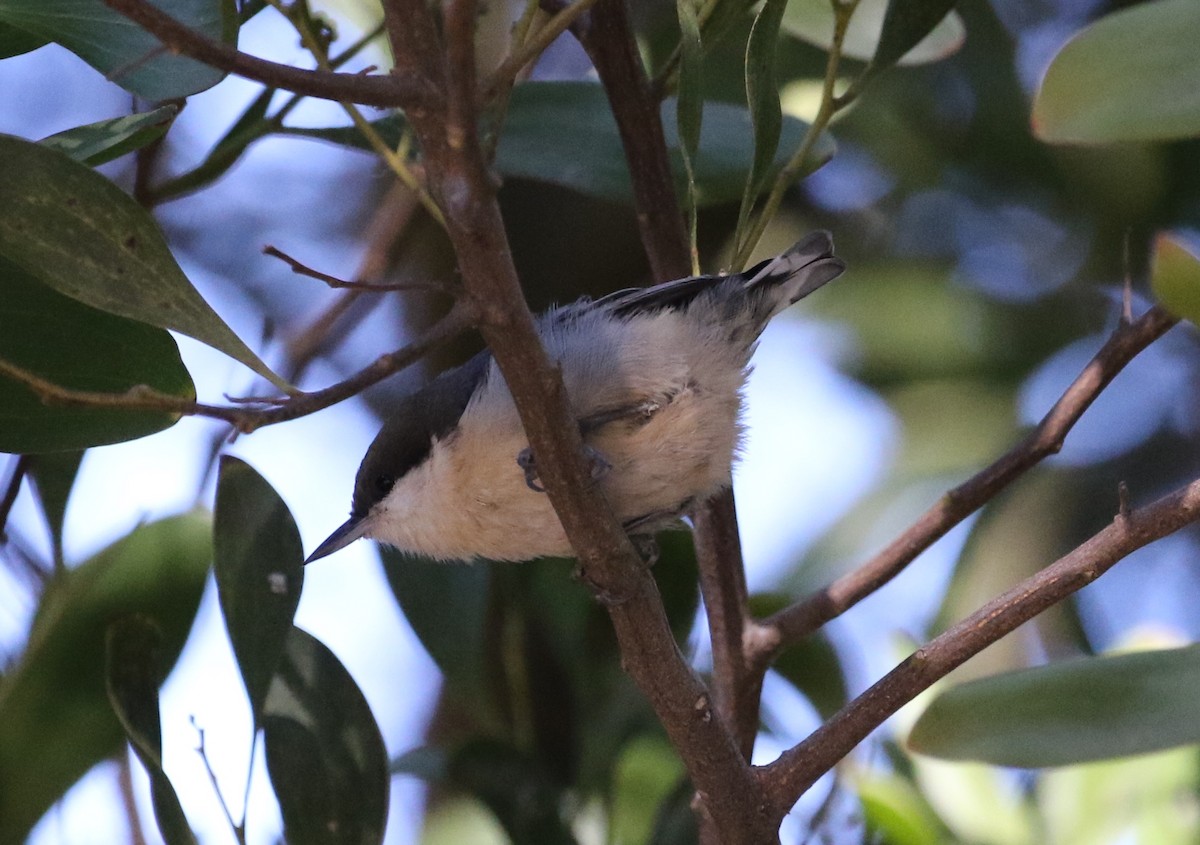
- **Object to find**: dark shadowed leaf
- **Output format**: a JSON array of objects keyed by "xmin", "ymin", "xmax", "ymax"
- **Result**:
[
  {"xmin": 105, "ymin": 616, "xmax": 197, "ymax": 845},
  {"xmin": 783, "ymin": 0, "xmax": 963, "ymax": 65},
  {"xmin": 909, "ymin": 645, "xmax": 1200, "ymax": 767},
  {"xmin": 1151, "ymin": 232, "xmax": 1200, "ymax": 326},
  {"xmin": 390, "ymin": 746, "xmax": 448, "ymax": 781},
  {"xmin": 750, "ymin": 593, "xmax": 847, "ymax": 719},
  {"xmin": 263, "ymin": 627, "xmax": 388, "ymax": 845},
  {"xmin": 647, "ymin": 775, "xmax": 700, "ymax": 845},
  {"xmin": 870, "ymin": 0, "xmax": 961, "ymax": 75},
  {"xmin": 1032, "ymin": 0, "xmax": 1200, "ymax": 143},
  {"xmin": 213, "ymin": 457, "xmax": 304, "ymax": 722},
  {"xmin": 0, "ymin": 19, "xmax": 44, "ymax": 56},
  {"xmin": 0, "ymin": 512, "xmax": 211, "ymax": 845},
  {"xmin": 282, "ymin": 82, "xmax": 832, "ymax": 208},
  {"xmin": 41, "ymin": 106, "xmax": 179, "ymax": 166},
  {"xmin": 0, "ymin": 0, "xmax": 236, "ymax": 100},
  {"xmin": 0, "ymin": 135, "xmax": 289, "ymax": 390},
  {"xmin": 25, "ymin": 449, "xmax": 84, "ymax": 563},
  {"xmin": 381, "ymin": 548, "xmax": 492, "ymax": 705},
  {"xmin": 447, "ymin": 739, "xmax": 577, "ymax": 845},
  {"xmin": 0, "ymin": 258, "xmax": 194, "ymax": 453}
]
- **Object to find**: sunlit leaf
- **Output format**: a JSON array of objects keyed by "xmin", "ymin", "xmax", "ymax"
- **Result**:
[
  {"xmin": 41, "ymin": 106, "xmax": 179, "ymax": 166},
  {"xmin": 0, "ymin": 512, "xmax": 211, "ymax": 845},
  {"xmin": 0, "ymin": 0, "xmax": 236, "ymax": 100},
  {"xmin": 610, "ymin": 736, "xmax": 685, "ymax": 845},
  {"xmin": 1032, "ymin": 0, "xmax": 1200, "ymax": 143},
  {"xmin": 0, "ymin": 135, "xmax": 289, "ymax": 391},
  {"xmin": 1151, "ymin": 232, "xmax": 1200, "ymax": 326},
  {"xmin": 105, "ymin": 616, "xmax": 197, "ymax": 845},
  {"xmin": 263, "ymin": 627, "xmax": 389, "ymax": 845},
  {"xmin": 282, "ymin": 82, "xmax": 833, "ymax": 208},
  {"xmin": 910, "ymin": 645, "xmax": 1200, "ymax": 767},
  {"xmin": 0, "ymin": 258, "xmax": 194, "ymax": 454},
  {"xmin": 213, "ymin": 456, "xmax": 304, "ymax": 723},
  {"xmin": 782, "ymin": 0, "xmax": 964, "ymax": 66},
  {"xmin": 852, "ymin": 767, "xmax": 950, "ymax": 845}
]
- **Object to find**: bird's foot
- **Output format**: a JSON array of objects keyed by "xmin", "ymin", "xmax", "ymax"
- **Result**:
[{"xmin": 517, "ymin": 445, "xmax": 611, "ymax": 493}]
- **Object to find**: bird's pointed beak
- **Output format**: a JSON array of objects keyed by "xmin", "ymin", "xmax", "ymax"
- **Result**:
[{"xmin": 305, "ymin": 514, "xmax": 371, "ymax": 564}]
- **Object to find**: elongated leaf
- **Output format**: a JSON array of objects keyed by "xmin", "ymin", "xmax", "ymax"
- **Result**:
[
  {"xmin": 0, "ymin": 512, "xmax": 212, "ymax": 845},
  {"xmin": 0, "ymin": 0, "xmax": 236, "ymax": 100},
  {"xmin": 263, "ymin": 627, "xmax": 389, "ymax": 845},
  {"xmin": 676, "ymin": 0, "xmax": 704, "ymax": 271},
  {"xmin": 736, "ymin": 0, "xmax": 787, "ymax": 239},
  {"xmin": 213, "ymin": 457, "xmax": 304, "ymax": 723},
  {"xmin": 909, "ymin": 645, "xmax": 1200, "ymax": 767},
  {"xmin": 282, "ymin": 82, "xmax": 833, "ymax": 208},
  {"xmin": 0, "ymin": 257, "xmax": 195, "ymax": 453},
  {"xmin": 1151, "ymin": 232, "xmax": 1200, "ymax": 326},
  {"xmin": 0, "ymin": 135, "xmax": 289, "ymax": 391},
  {"xmin": 105, "ymin": 616, "xmax": 197, "ymax": 845},
  {"xmin": 25, "ymin": 449, "xmax": 84, "ymax": 562},
  {"xmin": 782, "ymin": 0, "xmax": 964, "ymax": 66},
  {"xmin": 870, "ymin": 0, "xmax": 961, "ymax": 74},
  {"xmin": 41, "ymin": 106, "xmax": 179, "ymax": 167},
  {"xmin": 1032, "ymin": 0, "xmax": 1200, "ymax": 143},
  {"xmin": 381, "ymin": 548, "xmax": 492, "ymax": 706}
]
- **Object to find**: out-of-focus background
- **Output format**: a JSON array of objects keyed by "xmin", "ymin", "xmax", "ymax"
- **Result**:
[{"xmin": 3, "ymin": 0, "xmax": 1200, "ymax": 842}]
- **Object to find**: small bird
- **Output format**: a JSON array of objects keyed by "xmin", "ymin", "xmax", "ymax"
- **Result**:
[{"xmin": 306, "ymin": 231, "xmax": 844, "ymax": 564}]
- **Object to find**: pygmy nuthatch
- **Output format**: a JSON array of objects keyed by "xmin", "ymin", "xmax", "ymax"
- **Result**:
[{"xmin": 307, "ymin": 231, "xmax": 845, "ymax": 564}]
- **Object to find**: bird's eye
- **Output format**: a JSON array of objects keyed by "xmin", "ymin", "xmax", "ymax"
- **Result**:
[{"xmin": 376, "ymin": 474, "xmax": 395, "ymax": 495}]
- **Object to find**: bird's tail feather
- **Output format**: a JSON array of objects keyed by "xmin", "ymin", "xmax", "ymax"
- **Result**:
[{"xmin": 744, "ymin": 230, "xmax": 845, "ymax": 319}]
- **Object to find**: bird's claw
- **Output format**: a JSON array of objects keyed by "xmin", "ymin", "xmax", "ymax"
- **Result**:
[{"xmin": 517, "ymin": 445, "xmax": 610, "ymax": 494}]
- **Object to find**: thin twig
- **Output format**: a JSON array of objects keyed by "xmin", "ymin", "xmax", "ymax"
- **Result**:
[
  {"xmin": 479, "ymin": 0, "xmax": 604, "ymax": 101},
  {"xmin": 263, "ymin": 245, "xmax": 446, "ymax": 292},
  {"xmin": 759, "ymin": 473, "xmax": 1200, "ymax": 812},
  {"xmin": 0, "ymin": 456, "xmax": 28, "ymax": 544},
  {"xmin": 102, "ymin": 0, "xmax": 434, "ymax": 108},
  {"xmin": 754, "ymin": 305, "xmax": 1179, "ymax": 663},
  {"xmin": 190, "ymin": 716, "xmax": 245, "ymax": 845},
  {"xmin": 0, "ymin": 304, "xmax": 474, "ymax": 434}
]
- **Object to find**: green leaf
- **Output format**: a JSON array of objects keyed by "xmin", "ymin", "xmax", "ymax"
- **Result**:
[
  {"xmin": 381, "ymin": 548, "xmax": 493, "ymax": 706},
  {"xmin": 283, "ymin": 82, "xmax": 833, "ymax": 208},
  {"xmin": 213, "ymin": 456, "xmax": 304, "ymax": 723},
  {"xmin": 676, "ymin": 0, "xmax": 704, "ymax": 271},
  {"xmin": 105, "ymin": 616, "xmax": 197, "ymax": 845},
  {"xmin": 0, "ymin": 19, "xmax": 45, "ymax": 56},
  {"xmin": 870, "ymin": 0, "xmax": 961, "ymax": 75},
  {"xmin": 1151, "ymin": 232, "xmax": 1200, "ymax": 326},
  {"xmin": 0, "ymin": 0, "xmax": 237, "ymax": 100},
  {"xmin": 0, "ymin": 512, "xmax": 212, "ymax": 845},
  {"xmin": 610, "ymin": 736, "xmax": 686, "ymax": 845},
  {"xmin": 782, "ymin": 0, "xmax": 964, "ymax": 66},
  {"xmin": 853, "ymin": 768, "xmax": 950, "ymax": 845},
  {"xmin": 0, "ymin": 257, "xmax": 195, "ymax": 453},
  {"xmin": 0, "ymin": 134, "xmax": 290, "ymax": 391},
  {"xmin": 263, "ymin": 627, "xmax": 389, "ymax": 845},
  {"xmin": 390, "ymin": 746, "xmax": 448, "ymax": 781},
  {"xmin": 25, "ymin": 450, "xmax": 85, "ymax": 563},
  {"xmin": 736, "ymin": 0, "xmax": 787, "ymax": 241},
  {"xmin": 446, "ymin": 739, "xmax": 578, "ymax": 845},
  {"xmin": 909, "ymin": 644, "xmax": 1200, "ymax": 767},
  {"xmin": 41, "ymin": 106, "xmax": 179, "ymax": 167},
  {"xmin": 1032, "ymin": 0, "xmax": 1200, "ymax": 143}
]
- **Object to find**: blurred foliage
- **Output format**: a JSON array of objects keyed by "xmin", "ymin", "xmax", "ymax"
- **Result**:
[{"xmin": 2, "ymin": 0, "xmax": 1200, "ymax": 843}]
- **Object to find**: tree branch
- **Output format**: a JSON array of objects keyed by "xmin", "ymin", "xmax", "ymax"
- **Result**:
[
  {"xmin": 102, "ymin": 0, "xmax": 435, "ymax": 108},
  {"xmin": 759, "ymin": 473, "xmax": 1200, "ymax": 813},
  {"xmin": 755, "ymin": 305, "xmax": 1179, "ymax": 664}
]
